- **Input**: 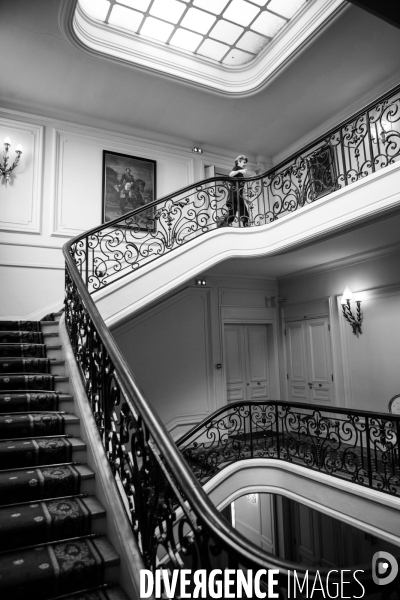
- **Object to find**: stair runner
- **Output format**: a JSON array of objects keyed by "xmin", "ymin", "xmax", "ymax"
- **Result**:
[{"xmin": 0, "ymin": 318, "xmax": 129, "ymax": 600}]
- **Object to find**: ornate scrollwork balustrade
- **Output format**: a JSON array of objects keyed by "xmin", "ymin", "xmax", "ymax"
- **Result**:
[
  {"xmin": 178, "ymin": 402, "xmax": 400, "ymax": 495},
  {"xmin": 70, "ymin": 84, "xmax": 400, "ymax": 294},
  {"xmin": 61, "ymin": 82, "xmax": 400, "ymax": 598}
]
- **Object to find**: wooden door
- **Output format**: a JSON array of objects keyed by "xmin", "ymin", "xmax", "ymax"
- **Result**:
[
  {"xmin": 224, "ymin": 324, "xmax": 269, "ymax": 403},
  {"xmin": 285, "ymin": 317, "xmax": 333, "ymax": 404}
]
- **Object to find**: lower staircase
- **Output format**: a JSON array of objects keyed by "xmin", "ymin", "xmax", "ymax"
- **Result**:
[{"xmin": 0, "ymin": 317, "xmax": 130, "ymax": 600}]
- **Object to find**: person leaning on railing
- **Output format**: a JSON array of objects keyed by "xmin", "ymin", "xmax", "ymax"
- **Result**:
[{"xmin": 218, "ymin": 154, "xmax": 249, "ymax": 227}]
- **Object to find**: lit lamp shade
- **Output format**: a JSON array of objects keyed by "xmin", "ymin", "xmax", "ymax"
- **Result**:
[{"xmin": 341, "ymin": 286, "xmax": 353, "ymax": 305}]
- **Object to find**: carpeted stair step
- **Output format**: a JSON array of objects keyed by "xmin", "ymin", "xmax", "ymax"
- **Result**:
[
  {"xmin": 0, "ymin": 535, "xmax": 120, "ymax": 600},
  {"xmin": 0, "ymin": 464, "xmax": 95, "ymax": 504},
  {"xmin": 0, "ymin": 392, "xmax": 73, "ymax": 413},
  {"xmin": 0, "ymin": 358, "xmax": 65, "ymax": 375},
  {"xmin": 0, "ymin": 344, "xmax": 47, "ymax": 358},
  {"xmin": 0, "ymin": 436, "xmax": 86, "ymax": 468},
  {"xmin": 0, "ymin": 321, "xmax": 41, "ymax": 332},
  {"xmin": 0, "ymin": 495, "xmax": 106, "ymax": 551},
  {"xmin": 0, "ymin": 373, "xmax": 69, "ymax": 392},
  {"xmin": 0, "ymin": 412, "xmax": 79, "ymax": 439},
  {"xmin": 0, "ymin": 357, "xmax": 52, "ymax": 373},
  {"xmin": 0, "ymin": 331, "xmax": 43, "ymax": 344},
  {"xmin": 48, "ymin": 585, "xmax": 130, "ymax": 600}
]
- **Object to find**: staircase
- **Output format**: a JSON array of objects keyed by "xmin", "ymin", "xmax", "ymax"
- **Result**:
[{"xmin": 0, "ymin": 317, "xmax": 130, "ymax": 600}]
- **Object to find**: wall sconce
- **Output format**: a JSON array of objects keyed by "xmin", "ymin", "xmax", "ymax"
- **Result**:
[
  {"xmin": 0, "ymin": 137, "xmax": 23, "ymax": 184},
  {"xmin": 192, "ymin": 147, "xmax": 203, "ymax": 154},
  {"xmin": 341, "ymin": 286, "xmax": 362, "ymax": 335},
  {"xmin": 195, "ymin": 278, "xmax": 206, "ymax": 286}
]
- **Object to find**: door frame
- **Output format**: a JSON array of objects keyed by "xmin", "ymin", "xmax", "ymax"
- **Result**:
[
  {"xmin": 221, "ymin": 314, "xmax": 280, "ymax": 406},
  {"xmin": 281, "ymin": 296, "xmax": 337, "ymax": 406}
]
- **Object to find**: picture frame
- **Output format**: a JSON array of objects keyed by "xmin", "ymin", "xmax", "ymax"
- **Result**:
[{"xmin": 102, "ymin": 150, "xmax": 157, "ymax": 227}]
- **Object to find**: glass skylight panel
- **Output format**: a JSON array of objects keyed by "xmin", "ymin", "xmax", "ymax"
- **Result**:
[
  {"xmin": 236, "ymin": 30, "xmax": 269, "ymax": 54},
  {"xmin": 116, "ymin": 0, "xmax": 151, "ymax": 11},
  {"xmin": 223, "ymin": 0, "xmax": 260, "ymax": 27},
  {"xmin": 109, "ymin": 5, "xmax": 144, "ymax": 32},
  {"xmin": 246, "ymin": 0, "xmax": 269, "ymax": 6},
  {"xmin": 197, "ymin": 39, "xmax": 230, "ymax": 61},
  {"xmin": 80, "ymin": 0, "xmax": 110, "ymax": 21},
  {"xmin": 140, "ymin": 16, "xmax": 175, "ymax": 42},
  {"xmin": 180, "ymin": 8, "xmax": 216, "ymax": 35},
  {"xmin": 267, "ymin": 0, "xmax": 306, "ymax": 19},
  {"xmin": 223, "ymin": 48, "xmax": 253, "ymax": 65},
  {"xmin": 170, "ymin": 28, "xmax": 203, "ymax": 52},
  {"xmin": 251, "ymin": 11, "xmax": 286, "ymax": 37},
  {"xmin": 150, "ymin": 0, "xmax": 186, "ymax": 25},
  {"xmin": 193, "ymin": 0, "xmax": 230, "ymax": 15},
  {"xmin": 78, "ymin": 0, "xmax": 311, "ymax": 69},
  {"xmin": 209, "ymin": 19, "xmax": 243, "ymax": 45}
]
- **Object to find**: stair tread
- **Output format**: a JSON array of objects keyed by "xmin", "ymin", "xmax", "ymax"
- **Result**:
[
  {"xmin": 0, "ymin": 496, "xmax": 106, "ymax": 550},
  {"xmin": 92, "ymin": 536, "xmax": 120, "ymax": 566},
  {"xmin": 0, "ymin": 535, "xmax": 119, "ymax": 598}
]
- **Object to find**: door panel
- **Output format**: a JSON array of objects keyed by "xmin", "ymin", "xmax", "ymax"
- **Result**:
[
  {"xmin": 286, "ymin": 322, "xmax": 309, "ymax": 403},
  {"xmin": 286, "ymin": 318, "xmax": 333, "ymax": 405},
  {"xmin": 224, "ymin": 326, "xmax": 246, "ymax": 402},
  {"xmin": 224, "ymin": 324, "xmax": 269, "ymax": 402},
  {"xmin": 245, "ymin": 326, "xmax": 269, "ymax": 400},
  {"xmin": 306, "ymin": 319, "xmax": 333, "ymax": 403}
]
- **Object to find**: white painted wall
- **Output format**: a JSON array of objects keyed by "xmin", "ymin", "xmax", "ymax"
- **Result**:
[
  {"xmin": 112, "ymin": 276, "xmax": 278, "ymax": 437},
  {"xmin": 279, "ymin": 251, "xmax": 400, "ymax": 412},
  {"xmin": 0, "ymin": 108, "xmax": 234, "ymax": 319}
]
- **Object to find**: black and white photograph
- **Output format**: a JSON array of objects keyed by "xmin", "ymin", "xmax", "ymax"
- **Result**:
[
  {"xmin": 1, "ymin": 0, "xmax": 400, "ymax": 598},
  {"xmin": 102, "ymin": 150, "xmax": 156, "ymax": 225}
]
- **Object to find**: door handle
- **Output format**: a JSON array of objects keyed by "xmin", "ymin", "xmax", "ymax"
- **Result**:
[
  {"xmin": 308, "ymin": 382, "xmax": 313, "ymax": 389},
  {"xmin": 257, "ymin": 382, "xmax": 261, "ymax": 385}
]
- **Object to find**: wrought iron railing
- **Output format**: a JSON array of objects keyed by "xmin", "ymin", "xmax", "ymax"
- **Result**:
[
  {"xmin": 70, "ymin": 83, "xmax": 400, "ymax": 294},
  {"xmin": 177, "ymin": 401, "xmax": 400, "ymax": 494},
  {"xmin": 63, "ymin": 83, "xmax": 400, "ymax": 597}
]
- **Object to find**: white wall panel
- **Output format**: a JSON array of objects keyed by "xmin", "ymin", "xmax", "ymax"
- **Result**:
[
  {"xmin": 0, "ymin": 117, "xmax": 43, "ymax": 233},
  {"xmin": 113, "ymin": 288, "xmax": 212, "ymax": 435}
]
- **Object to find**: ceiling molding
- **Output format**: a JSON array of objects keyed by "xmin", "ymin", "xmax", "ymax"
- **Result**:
[
  {"xmin": 60, "ymin": 0, "xmax": 349, "ymax": 97},
  {"xmin": 277, "ymin": 240, "xmax": 400, "ymax": 282}
]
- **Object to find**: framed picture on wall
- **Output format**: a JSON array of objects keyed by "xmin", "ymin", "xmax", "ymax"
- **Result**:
[{"xmin": 102, "ymin": 150, "xmax": 157, "ymax": 226}]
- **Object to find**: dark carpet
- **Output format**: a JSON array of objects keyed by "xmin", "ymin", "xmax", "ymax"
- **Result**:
[
  {"xmin": 0, "ymin": 437, "xmax": 72, "ymax": 469},
  {"xmin": 0, "ymin": 497, "xmax": 91, "ymax": 550},
  {"xmin": 0, "ymin": 358, "xmax": 51, "ymax": 373},
  {"xmin": 0, "ymin": 393, "xmax": 60, "ymax": 413},
  {"xmin": 0, "ymin": 413, "xmax": 64, "ymax": 439},
  {"xmin": 0, "ymin": 331, "xmax": 43, "ymax": 344},
  {"xmin": 0, "ymin": 321, "xmax": 41, "ymax": 332},
  {"xmin": 0, "ymin": 374, "xmax": 55, "ymax": 391},
  {"xmin": 0, "ymin": 344, "xmax": 47, "ymax": 358},
  {"xmin": 0, "ymin": 465, "xmax": 80, "ymax": 505},
  {"xmin": 0, "ymin": 537, "xmax": 104, "ymax": 600}
]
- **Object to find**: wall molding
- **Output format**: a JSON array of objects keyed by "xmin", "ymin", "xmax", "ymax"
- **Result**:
[
  {"xmin": 0, "ymin": 116, "xmax": 43, "ymax": 234},
  {"xmin": 338, "ymin": 282, "xmax": 400, "ymax": 410},
  {"xmin": 113, "ymin": 286, "xmax": 215, "ymax": 424},
  {"xmin": 0, "ymin": 261, "xmax": 64, "ymax": 270},
  {"xmin": 51, "ymin": 127, "xmax": 196, "ymax": 238}
]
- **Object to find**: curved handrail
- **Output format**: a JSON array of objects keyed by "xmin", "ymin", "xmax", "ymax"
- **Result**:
[
  {"xmin": 69, "ymin": 82, "xmax": 400, "ymax": 294},
  {"xmin": 177, "ymin": 400, "xmax": 400, "ymax": 491},
  {"xmin": 62, "ymin": 81, "xmax": 400, "ymax": 596},
  {"xmin": 63, "ymin": 240, "xmax": 382, "ymax": 598}
]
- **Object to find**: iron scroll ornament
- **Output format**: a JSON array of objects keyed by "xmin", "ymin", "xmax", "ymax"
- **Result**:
[{"xmin": 69, "ymin": 83, "xmax": 400, "ymax": 294}]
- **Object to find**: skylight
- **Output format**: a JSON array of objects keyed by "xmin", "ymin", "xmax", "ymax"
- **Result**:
[
  {"xmin": 78, "ymin": 0, "xmax": 307, "ymax": 66},
  {"xmin": 71, "ymin": 0, "xmax": 347, "ymax": 95}
]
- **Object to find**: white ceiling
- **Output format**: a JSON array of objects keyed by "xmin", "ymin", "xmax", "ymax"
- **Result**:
[
  {"xmin": 203, "ymin": 211, "xmax": 400, "ymax": 280},
  {"xmin": 1, "ymin": 0, "xmax": 400, "ymax": 163}
]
